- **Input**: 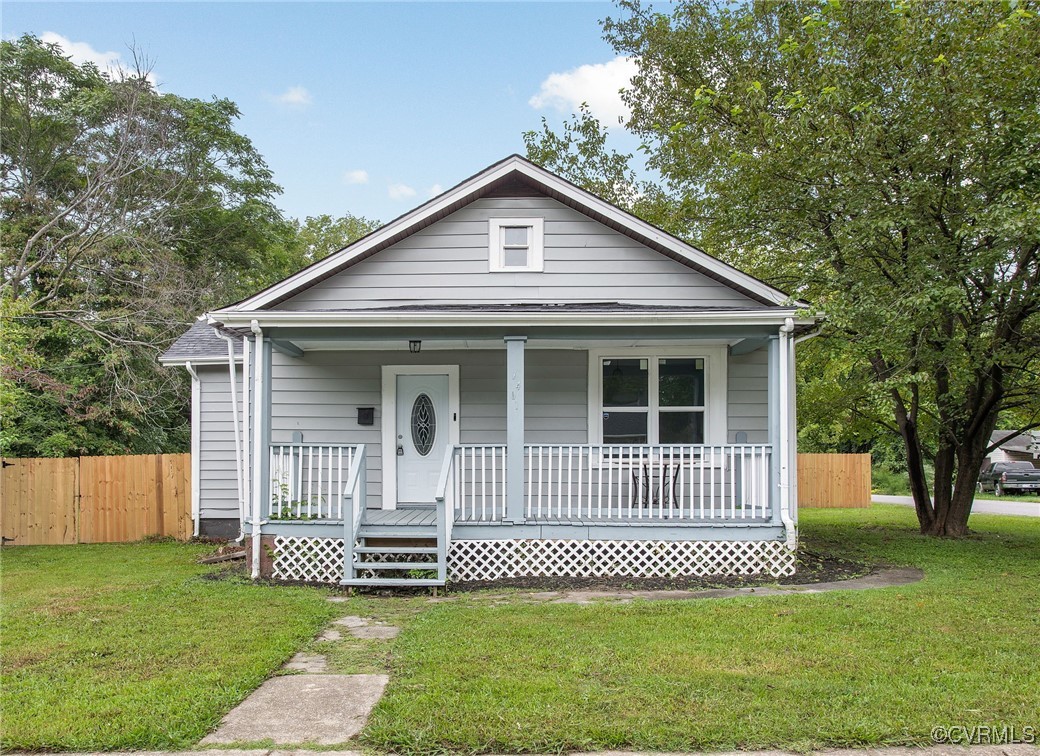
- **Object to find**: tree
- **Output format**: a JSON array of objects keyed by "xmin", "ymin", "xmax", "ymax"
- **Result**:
[
  {"xmin": 0, "ymin": 35, "xmax": 284, "ymax": 456},
  {"xmin": 530, "ymin": 1, "xmax": 1040, "ymax": 535}
]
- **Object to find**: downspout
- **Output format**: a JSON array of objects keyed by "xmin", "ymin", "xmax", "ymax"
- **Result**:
[
  {"xmin": 184, "ymin": 361, "xmax": 201, "ymax": 537},
  {"xmin": 217, "ymin": 330, "xmax": 247, "ymax": 542},
  {"xmin": 778, "ymin": 317, "xmax": 797, "ymax": 550},
  {"xmin": 249, "ymin": 319, "xmax": 264, "ymax": 579}
]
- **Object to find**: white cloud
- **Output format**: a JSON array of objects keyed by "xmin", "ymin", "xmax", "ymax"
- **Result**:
[
  {"xmin": 270, "ymin": 86, "xmax": 313, "ymax": 107},
  {"xmin": 428, "ymin": 183, "xmax": 443, "ymax": 198},
  {"xmin": 388, "ymin": 183, "xmax": 417, "ymax": 201},
  {"xmin": 40, "ymin": 31, "xmax": 157, "ymax": 85},
  {"xmin": 342, "ymin": 169, "xmax": 369, "ymax": 185},
  {"xmin": 529, "ymin": 56, "xmax": 638, "ymax": 126}
]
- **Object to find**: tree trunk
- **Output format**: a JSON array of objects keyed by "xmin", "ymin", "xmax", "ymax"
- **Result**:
[{"xmin": 892, "ymin": 393, "xmax": 935, "ymax": 532}]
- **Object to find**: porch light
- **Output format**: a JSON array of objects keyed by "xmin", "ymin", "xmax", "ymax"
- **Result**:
[{"xmin": 409, "ymin": 340, "xmax": 421, "ymax": 353}]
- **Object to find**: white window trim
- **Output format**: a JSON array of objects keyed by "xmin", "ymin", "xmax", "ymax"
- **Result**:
[
  {"xmin": 586, "ymin": 346, "xmax": 728, "ymax": 446},
  {"xmin": 488, "ymin": 217, "xmax": 544, "ymax": 272}
]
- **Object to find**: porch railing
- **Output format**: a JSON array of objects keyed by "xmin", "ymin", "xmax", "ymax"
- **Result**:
[
  {"xmin": 525, "ymin": 444, "xmax": 772, "ymax": 521},
  {"xmin": 269, "ymin": 443, "xmax": 358, "ymax": 520},
  {"xmin": 446, "ymin": 443, "xmax": 773, "ymax": 523}
]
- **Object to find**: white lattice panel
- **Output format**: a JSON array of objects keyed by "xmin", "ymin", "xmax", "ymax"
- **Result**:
[
  {"xmin": 272, "ymin": 536, "xmax": 344, "ymax": 583},
  {"xmin": 448, "ymin": 539, "xmax": 796, "ymax": 581}
]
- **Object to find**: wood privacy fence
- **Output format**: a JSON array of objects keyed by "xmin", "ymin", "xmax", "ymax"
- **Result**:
[
  {"xmin": 797, "ymin": 453, "xmax": 872, "ymax": 508},
  {"xmin": 0, "ymin": 454, "xmax": 191, "ymax": 545}
]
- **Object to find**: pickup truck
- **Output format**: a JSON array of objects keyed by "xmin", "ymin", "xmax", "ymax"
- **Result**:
[{"xmin": 977, "ymin": 461, "xmax": 1040, "ymax": 496}]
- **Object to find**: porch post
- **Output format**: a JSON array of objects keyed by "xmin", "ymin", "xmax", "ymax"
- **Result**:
[
  {"xmin": 504, "ymin": 336, "xmax": 527, "ymax": 524},
  {"xmin": 767, "ymin": 335, "xmax": 782, "ymax": 525},
  {"xmin": 249, "ymin": 323, "xmax": 272, "ymax": 578}
]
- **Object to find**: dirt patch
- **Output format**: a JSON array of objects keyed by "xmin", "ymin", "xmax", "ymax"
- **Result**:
[{"xmin": 449, "ymin": 550, "xmax": 874, "ymax": 593}]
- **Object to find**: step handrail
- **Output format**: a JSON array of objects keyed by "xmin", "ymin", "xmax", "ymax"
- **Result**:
[
  {"xmin": 341, "ymin": 444, "xmax": 367, "ymax": 582},
  {"xmin": 434, "ymin": 445, "xmax": 458, "ymax": 583}
]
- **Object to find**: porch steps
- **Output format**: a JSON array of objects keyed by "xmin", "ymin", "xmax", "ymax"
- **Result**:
[{"xmin": 343, "ymin": 508, "xmax": 445, "ymax": 588}]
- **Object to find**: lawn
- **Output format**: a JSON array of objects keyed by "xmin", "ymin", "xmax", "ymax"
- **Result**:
[
  {"xmin": 363, "ymin": 506, "xmax": 1040, "ymax": 753},
  {"xmin": 0, "ymin": 541, "xmax": 336, "ymax": 751},
  {"xmin": 2, "ymin": 508, "xmax": 1038, "ymax": 753}
]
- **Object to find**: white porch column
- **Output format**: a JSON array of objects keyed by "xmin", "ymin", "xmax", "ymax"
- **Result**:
[
  {"xmin": 250, "ymin": 322, "xmax": 272, "ymax": 578},
  {"xmin": 504, "ymin": 336, "xmax": 526, "ymax": 524},
  {"xmin": 766, "ymin": 335, "xmax": 781, "ymax": 526}
]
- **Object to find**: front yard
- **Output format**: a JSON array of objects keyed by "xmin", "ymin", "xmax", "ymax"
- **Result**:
[{"xmin": 2, "ymin": 506, "xmax": 1038, "ymax": 752}]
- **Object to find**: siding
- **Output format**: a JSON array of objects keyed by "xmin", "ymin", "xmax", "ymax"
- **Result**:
[
  {"xmin": 197, "ymin": 366, "xmax": 241, "ymax": 520},
  {"xmin": 727, "ymin": 346, "xmax": 768, "ymax": 443},
  {"xmin": 279, "ymin": 197, "xmax": 759, "ymax": 310},
  {"xmin": 269, "ymin": 349, "xmax": 589, "ymax": 509}
]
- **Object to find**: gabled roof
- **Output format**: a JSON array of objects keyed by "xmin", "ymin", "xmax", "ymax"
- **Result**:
[
  {"xmin": 990, "ymin": 430, "xmax": 1039, "ymax": 454},
  {"xmin": 216, "ymin": 155, "xmax": 800, "ymax": 313},
  {"xmin": 159, "ymin": 319, "xmax": 242, "ymax": 366}
]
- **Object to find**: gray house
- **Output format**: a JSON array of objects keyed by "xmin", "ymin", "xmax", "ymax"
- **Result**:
[{"xmin": 161, "ymin": 155, "xmax": 816, "ymax": 587}]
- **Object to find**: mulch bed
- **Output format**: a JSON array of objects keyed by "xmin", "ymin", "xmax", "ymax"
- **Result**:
[{"xmin": 448, "ymin": 550, "xmax": 874, "ymax": 593}]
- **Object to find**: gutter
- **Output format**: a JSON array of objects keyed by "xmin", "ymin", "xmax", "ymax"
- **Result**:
[
  {"xmin": 249, "ymin": 319, "xmax": 264, "ymax": 579},
  {"xmin": 778, "ymin": 317, "xmax": 797, "ymax": 551}
]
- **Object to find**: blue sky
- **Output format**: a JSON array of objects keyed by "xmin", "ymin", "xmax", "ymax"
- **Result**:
[{"xmin": 4, "ymin": 1, "xmax": 640, "ymax": 223}]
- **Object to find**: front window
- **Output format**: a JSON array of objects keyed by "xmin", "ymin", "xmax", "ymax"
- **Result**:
[{"xmin": 601, "ymin": 357, "xmax": 706, "ymax": 444}]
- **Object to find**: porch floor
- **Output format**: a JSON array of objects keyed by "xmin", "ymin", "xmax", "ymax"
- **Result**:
[{"xmin": 363, "ymin": 508, "xmax": 438, "ymax": 527}]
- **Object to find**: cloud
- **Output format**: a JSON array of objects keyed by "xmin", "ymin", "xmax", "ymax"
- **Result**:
[
  {"xmin": 40, "ymin": 31, "xmax": 157, "ymax": 85},
  {"xmin": 428, "ymin": 184, "xmax": 443, "ymax": 198},
  {"xmin": 529, "ymin": 56, "xmax": 638, "ymax": 126},
  {"xmin": 342, "ymin": 169, "xmax": 369, "ymax": 185},
  {"xmin": 270, "ymin": 86, "xmax": 313, "ymax": 107},
  {"xmin": 388, "ymin": 183, "xmax": 416, "ymax": 201}
]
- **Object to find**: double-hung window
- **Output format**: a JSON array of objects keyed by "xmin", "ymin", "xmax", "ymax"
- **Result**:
[
  {"xmin": 488, "ymin": 218, "xmax": 544, "ymax": 272},
  {"xmin": 597, "ymin": 354, "xmax": 716, "ymax": 445}
]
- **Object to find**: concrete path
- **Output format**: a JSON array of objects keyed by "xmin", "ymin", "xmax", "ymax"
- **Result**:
[
  {"xmin": 200, "ymin": 611, "xmax": 401, "ymax": 746},
  {"xmin": 873, "ymin": 494, "xmax": 1040, "ymax": 517},
  {"xmin": 200, "ymin": 676, "xmax": 387, "ymax": 745},
  {"xmin": 22, "ymin": 742, "xmax": 1040, "ymax": 756}
]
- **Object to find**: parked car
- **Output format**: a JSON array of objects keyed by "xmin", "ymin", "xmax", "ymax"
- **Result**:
[{"xmin": 977, "ymin": 461, "xmax": 1040, "ymax": 496}]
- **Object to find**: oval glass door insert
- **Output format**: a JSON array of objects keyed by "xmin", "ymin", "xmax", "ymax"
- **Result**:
[{"xmin": 411, "ymin": 393, "xmax": 436, "ymax": 456}]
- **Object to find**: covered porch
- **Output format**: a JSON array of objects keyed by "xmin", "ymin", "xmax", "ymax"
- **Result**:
[{"xmin": 214, "ymin": 305, "xmax": 807, "ymax": 585}]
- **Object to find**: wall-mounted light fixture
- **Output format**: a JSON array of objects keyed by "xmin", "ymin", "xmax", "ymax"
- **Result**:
[{"xmin": 409, "ymin": 340, "xmax": 421, "ymax": 353}]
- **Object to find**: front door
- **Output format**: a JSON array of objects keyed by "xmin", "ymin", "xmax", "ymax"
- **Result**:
[{"xmin": 395, "ymin": 374, "xmax": 450, "ymax": 505}]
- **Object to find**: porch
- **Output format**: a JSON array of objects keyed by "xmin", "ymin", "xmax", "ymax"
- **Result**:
[{"xmin": 223, "ymin": 309, "xmax": 804, "ymax": 586}]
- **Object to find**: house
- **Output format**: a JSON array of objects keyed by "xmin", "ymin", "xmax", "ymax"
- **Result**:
[
  {"xmin": 160, "ymin": 155, "xmax": 817, "ymax": 586},
  {"xmin": 986, "ymin": 430, "xmax": 1040, "ymax": 468}
]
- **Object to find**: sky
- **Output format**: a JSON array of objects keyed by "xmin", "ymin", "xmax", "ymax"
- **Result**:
[{"xmin": 3, "ymin": 1, "xmax": 642, "ymax": 224}]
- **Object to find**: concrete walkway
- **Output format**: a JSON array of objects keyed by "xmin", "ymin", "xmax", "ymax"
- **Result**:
[
  {"xmin": 873, "ymin": 494, "xmax": 1040, "ymax": 517},
  {"xmin": 200, "ymin": 613, "xmax": 399, "ymax": 746}
]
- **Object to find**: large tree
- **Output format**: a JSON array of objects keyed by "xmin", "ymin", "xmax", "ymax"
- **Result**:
[{"xmin": 531, "ymin": 1, "xmax": 1040, "ymax": 535}]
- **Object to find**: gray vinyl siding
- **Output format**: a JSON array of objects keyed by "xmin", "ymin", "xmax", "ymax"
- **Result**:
[
  {"xmin": 197, "ymin": 366, "xmax": 241, "ymax": 520},
  {"xmin": 279, "ymin": 197, "xmax": 759, "ymax": 310},
  {"xmin": 727, "ymin": 346, "xmax": 768, "ymax": 443},
  {"xmin": 269, "ymin": 349, "xmax": 589, "ymax": 509}
]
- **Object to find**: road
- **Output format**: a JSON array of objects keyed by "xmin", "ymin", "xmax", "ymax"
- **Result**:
[{"xmin": 872, "ymin": 494, "xmax": 1040, "ymax": 518}]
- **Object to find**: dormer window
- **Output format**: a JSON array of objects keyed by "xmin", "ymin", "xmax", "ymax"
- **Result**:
[{"xmin": 489, "ymin": 218, "xmax": 543, "ymax": 272}]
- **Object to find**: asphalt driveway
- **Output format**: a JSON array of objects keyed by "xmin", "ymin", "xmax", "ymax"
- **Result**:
[{"xmin": 872, "ymin": 494, "xmax": 1040, "ymax": 517}]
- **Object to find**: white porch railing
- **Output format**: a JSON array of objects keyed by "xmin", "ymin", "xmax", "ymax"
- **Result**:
[
  {"xmin": 446, "ymin": 443, "xmax": 773, "ymax": 522},
  {"xmin": 451, "ymin": 445, "xmax": 508, "ymax": 522},
  {"xmin": 269, "ymin": 443, "xmax": 358, "ymax": 520},
  {"xmin": 525, "ymin": 444, "xmax": 772, "ymax": 521}
]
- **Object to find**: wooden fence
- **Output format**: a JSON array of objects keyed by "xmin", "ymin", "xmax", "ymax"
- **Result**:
[
  {"xmin": 0, "ymin": 454, "xmax": 191, "ymax": 545},
  {"xmin": 797, "ymin": 453, "xmax": 872, "ymax": 508}
]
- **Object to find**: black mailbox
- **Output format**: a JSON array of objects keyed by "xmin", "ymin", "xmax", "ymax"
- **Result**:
[{"xmin": 357, "ymin": 407, "xmax": 375, "ymax": 426}]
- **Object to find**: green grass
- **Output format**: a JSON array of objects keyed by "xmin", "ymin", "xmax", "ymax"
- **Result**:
[
  {"xmin": 362, "ymin": 506, "xmax": 1040, "ymax": 753},
  {"xmin": 4, "ymin": 509, "xmax": 1039, "ymax": 753},
  {"xmin": 0, "ymin": 541, "xmax": 336, "ymax": 752}
]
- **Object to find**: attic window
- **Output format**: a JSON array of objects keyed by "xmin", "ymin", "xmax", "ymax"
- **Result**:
[{"xmin": 489, "ymin": 218, "xmax": 543, "ymax": 272}]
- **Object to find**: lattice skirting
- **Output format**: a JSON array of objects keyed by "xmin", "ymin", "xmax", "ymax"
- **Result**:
[
  {"xmin": 272, "ymin": 536, "xmax": 344, "ymax": 583},
  {"xmin": 448, "ymin": 539, "xmax": 796, "ymax": 581},
  {"xmin": 269, "ymin": 536, "xmax": 796, "ymax": 583}
]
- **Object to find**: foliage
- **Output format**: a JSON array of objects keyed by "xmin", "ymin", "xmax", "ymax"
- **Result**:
[
  {"xmin": 0, "ymin": 35, "xmax": 379, "ymax": 457},
  {"xmin": 0, "ymin": 541, "xmax": 335, "ymax": 751},
  {"xmin": 530, "ymin": 1, "xmax": 1040, "ymax": 535}
]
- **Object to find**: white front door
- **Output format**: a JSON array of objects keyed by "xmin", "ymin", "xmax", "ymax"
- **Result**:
[{"xmin": 395, "ymin": 373, "xmax": 450, "ymax": 505}]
